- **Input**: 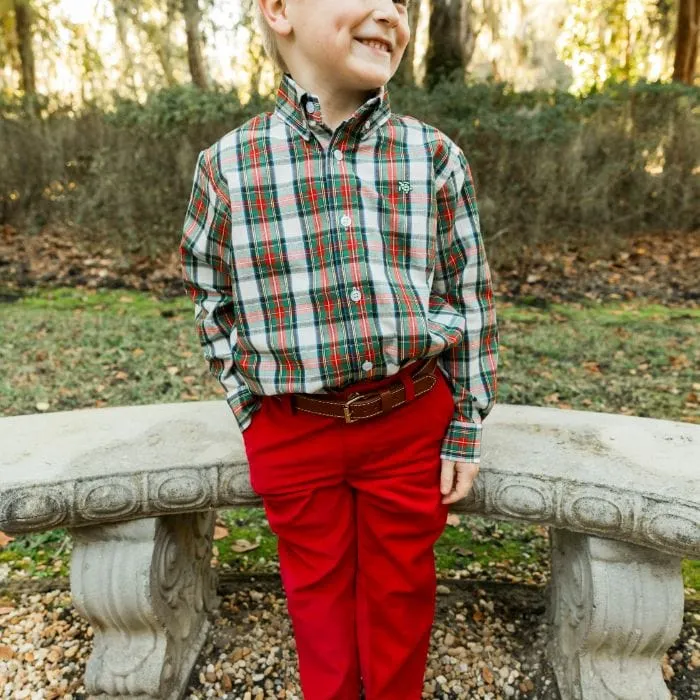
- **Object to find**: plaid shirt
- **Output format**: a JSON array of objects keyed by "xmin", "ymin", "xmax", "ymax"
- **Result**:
[{"xmin": 180, "ymin": 73, "xmax": 498, "ymax": 462}]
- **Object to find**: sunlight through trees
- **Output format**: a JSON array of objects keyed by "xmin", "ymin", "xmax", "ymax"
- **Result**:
[{"xmin": 0, "ymin": 0, "xmax": 695, "ymax": 108}]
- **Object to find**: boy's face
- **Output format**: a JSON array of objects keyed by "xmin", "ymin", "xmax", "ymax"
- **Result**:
[{"xmin": 284, "ymin": 0, "xmax": 411, "ymax": 93}]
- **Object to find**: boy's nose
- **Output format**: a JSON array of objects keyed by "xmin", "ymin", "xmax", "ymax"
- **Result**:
[{"xmin": 371, "ymin": 0, "xmax": 401, "ymax": 26}]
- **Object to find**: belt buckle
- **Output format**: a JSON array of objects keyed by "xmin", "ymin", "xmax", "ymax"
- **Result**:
[{"xmin": 343, "ymin": 393, "xmax": 365, "ymax": 424}]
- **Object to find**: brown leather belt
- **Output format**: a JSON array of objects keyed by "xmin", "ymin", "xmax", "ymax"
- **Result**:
[{"xmin": 291, "ymin": 357, "xmax": 439, "ymax": 424}]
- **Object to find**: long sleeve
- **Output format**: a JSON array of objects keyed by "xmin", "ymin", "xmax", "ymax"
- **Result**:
[
  {"xmin": 179, "ymin": 148, "xmax": 261, "ymax": 433},
  {"xmin": 431, "ymin": 142, "xmax": 499, "ymax": 463}
]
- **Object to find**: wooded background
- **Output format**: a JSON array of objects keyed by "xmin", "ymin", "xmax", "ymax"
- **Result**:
[
  {"xmin": 1, "ymin": 0, "xmax": 697, "ymax": 106},
  {"xmin": 0, "ymin": 1, "xmax": 698, "ymax": 261}
]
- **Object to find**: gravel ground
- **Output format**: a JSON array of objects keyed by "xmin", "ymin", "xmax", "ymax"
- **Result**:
[{"xmin": 1, "ymin": 573, "xmax": 698, "ymax": 700}]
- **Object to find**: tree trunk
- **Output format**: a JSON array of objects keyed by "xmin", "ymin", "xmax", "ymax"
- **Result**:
[
  {"xmin": 13, "ymin": 0, "xmax": 36, "ymax": 97},
  {"xmin": 394, "ymin": 0, "xmax": 423, "ymax": 86},
  {"xmin": 183, "ymin": 0, "xmax": 208, "ymax": 89},
  {"xmin": 673, "ymin": 0, "xmax": 699, "ymax": 83},
  {"xmin": 115, "ymin": 1, "xmax": 177, "ymax": 88},
  {"xmin": 153, "ymin": 27, "xmax": 177, "ymax": 87},
  {"xmin": 113, "ymin": 2, "xmax": 138, "ymax": 95},
  {"xmin": 425, "ymin": 0, "xmax": 475, "ymax": 88}
]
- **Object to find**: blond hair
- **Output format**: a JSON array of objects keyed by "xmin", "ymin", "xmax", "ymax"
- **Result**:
[{"xmin": 254, "ymin": 2, "xmax": 289, "ymax": 73}]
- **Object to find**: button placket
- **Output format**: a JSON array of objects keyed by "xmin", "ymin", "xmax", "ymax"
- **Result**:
[{"xmin": 322, "ymin": 135, "xmax": 362, "ymax": 371}]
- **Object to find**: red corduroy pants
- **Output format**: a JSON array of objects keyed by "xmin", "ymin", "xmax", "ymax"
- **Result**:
[{"xmin": 242, "ymin": 361, "xmax": 454, "ymax": 700}]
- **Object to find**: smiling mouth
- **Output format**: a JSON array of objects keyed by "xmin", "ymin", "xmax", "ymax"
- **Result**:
[{"xmin": 356, "ymin": 38, "xmax": 392, "ymax": 55}]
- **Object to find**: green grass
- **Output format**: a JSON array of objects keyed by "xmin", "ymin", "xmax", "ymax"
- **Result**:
[
  {"xmin": 215, "ymin": 509, "xmax": 279, "ymax": 570},
  {"xmin": 0, "ymin": 529, "xmax": 70, "ymax": 579},
  {"xmin": 2, "ymin": 288, "xmax": 698, "ymax": 422},
  {"xmin": 496, "ymin": 300, "xmax": 699, "ymax": 423},
  {"xmin": 1, "ymin": 288, "xmax": 698, "ymax": 592}
]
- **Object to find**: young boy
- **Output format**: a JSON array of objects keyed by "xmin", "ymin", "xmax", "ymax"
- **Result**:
[{"xmin": 180, "ymin": 1, "xmax": 498, "ymax": 698}]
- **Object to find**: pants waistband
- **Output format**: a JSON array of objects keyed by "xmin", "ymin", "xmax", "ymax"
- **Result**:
[{"xmin": 324, "ymin": 358, "xmax": 429, "ymax": 399}]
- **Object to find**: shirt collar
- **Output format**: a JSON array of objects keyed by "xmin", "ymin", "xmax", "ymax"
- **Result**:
[{"xmin": 274, "ymin": 72, "xmax": 391, "ymax": 142}]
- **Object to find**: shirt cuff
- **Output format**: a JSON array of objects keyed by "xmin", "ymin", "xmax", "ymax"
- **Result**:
[
  {"xmin": 440, "ymin": 420, "xmax": 482, "ymax": 463},
  {"xmin": 226, "ymin": 388, "xmax": 262, "ymax": 434}
]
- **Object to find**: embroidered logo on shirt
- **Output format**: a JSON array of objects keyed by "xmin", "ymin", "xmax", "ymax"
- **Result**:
[{"xmin": 398, "ymin": 180, "xmax": 412, "ymax": 194}]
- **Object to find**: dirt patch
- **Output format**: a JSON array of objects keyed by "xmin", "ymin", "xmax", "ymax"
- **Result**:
[{"xmin": 1, "ymin": 225, "xmax": 698, "ymax": 306}]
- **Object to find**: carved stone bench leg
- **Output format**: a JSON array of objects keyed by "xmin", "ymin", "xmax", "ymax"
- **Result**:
[
  {"xmin": 68, "ymin": 511, "xmax": 218, "ymax": 700},
  {"xmin": 548, "ymin": 529, "xmax": 684, "ymax": 700}
]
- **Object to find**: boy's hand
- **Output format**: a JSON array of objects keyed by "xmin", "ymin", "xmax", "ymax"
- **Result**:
[{"xmin": 440, "ymin": 459, "xmax": 480, "ymax": 505}]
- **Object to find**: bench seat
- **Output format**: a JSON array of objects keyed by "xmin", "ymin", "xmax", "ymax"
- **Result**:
[{"xmin": 1, "ymin": 402, "xmax": 698, "ymax": 700}]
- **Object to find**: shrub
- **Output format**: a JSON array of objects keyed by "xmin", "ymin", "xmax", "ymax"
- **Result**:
[{"xmin": 0, "ymin": 79, "xmax": 697, "ymax": 259}]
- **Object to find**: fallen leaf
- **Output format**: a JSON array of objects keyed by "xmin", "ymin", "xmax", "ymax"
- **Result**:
[
  {"xmin": 222, "ymin": 673, "xmax": 233, "ymax": 692},
  {"xmin": 114, "ymin": 371, "xmax": 129, "ymax": 380},
  {"xmin": 213, "ymin": 525, "xmax": 229, "ymax": 541},
  {"xmin": 446, "ymin": 513, "xmax": 461, "ymax": 527},
  {"xmin": 231, "ymin": 539, "xmax": 259, "ymax": 553},
  {"xmin": 669, "ymin": 354, "xmax": 690, "ymax": 369},
  {"xmin": 481, "ymin": 665, "xmax": 494, "ymax": 684},
  {"xmin": 0, "ymin": 531, "xmax": 13, "ymax": 548},
  {"xmin": 35, "ymin": 402, "xmax": 50, "ymax": 412},
  {"xmin": 0, "ymin": 645, "xmax": 14, "ymax": 660}
]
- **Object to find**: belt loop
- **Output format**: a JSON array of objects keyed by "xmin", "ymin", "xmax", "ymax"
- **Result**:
[
  {"xmin": 286, "ymin": 395, "xmax": 297, "ymax": 416},
  {"xmin": 399, "ymin": 373, "xmax": 415, "ymax": 403}
]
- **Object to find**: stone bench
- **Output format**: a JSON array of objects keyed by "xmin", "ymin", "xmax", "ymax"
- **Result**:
[{"xmin": 1, "ymin": 402, "xmax": 698, "ymax": 700}]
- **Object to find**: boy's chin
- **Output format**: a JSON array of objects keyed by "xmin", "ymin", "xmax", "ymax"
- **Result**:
[{"xmin": 343, "ymin": 65, "xmax": 394, "ymax": 91}]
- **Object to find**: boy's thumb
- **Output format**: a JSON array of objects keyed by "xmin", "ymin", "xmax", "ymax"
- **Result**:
[{"xmin": 440, "ymin": 459, "xmax": 455, "ymax": 495}]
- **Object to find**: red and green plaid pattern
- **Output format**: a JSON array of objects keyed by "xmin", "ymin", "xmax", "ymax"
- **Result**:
[{"xmin": 180, "ymin": 74, "xmax": 498, "ymax": 462}]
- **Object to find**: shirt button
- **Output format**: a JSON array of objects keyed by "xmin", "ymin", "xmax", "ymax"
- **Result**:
[
  {"xmin": 305, "ymin": 102, "xmax": 316, "ymax": 114},
  {"xmin": 363, "ymin": 122, "xmax": 371, "ymax": 130},
  {"xmin": 350, "ymin": 288, "xmax": 362, "ymax": 302},
  {"xmin": 340, "ymin": 214, "xmax": 352, "ymax": 228},
  {"xmin": 362, "ymin": 360, "xmax": 373, "ymax": 372},
  {"xmin": 333, "ymin": 149, "xmax": 344, "ymax": 161}
]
